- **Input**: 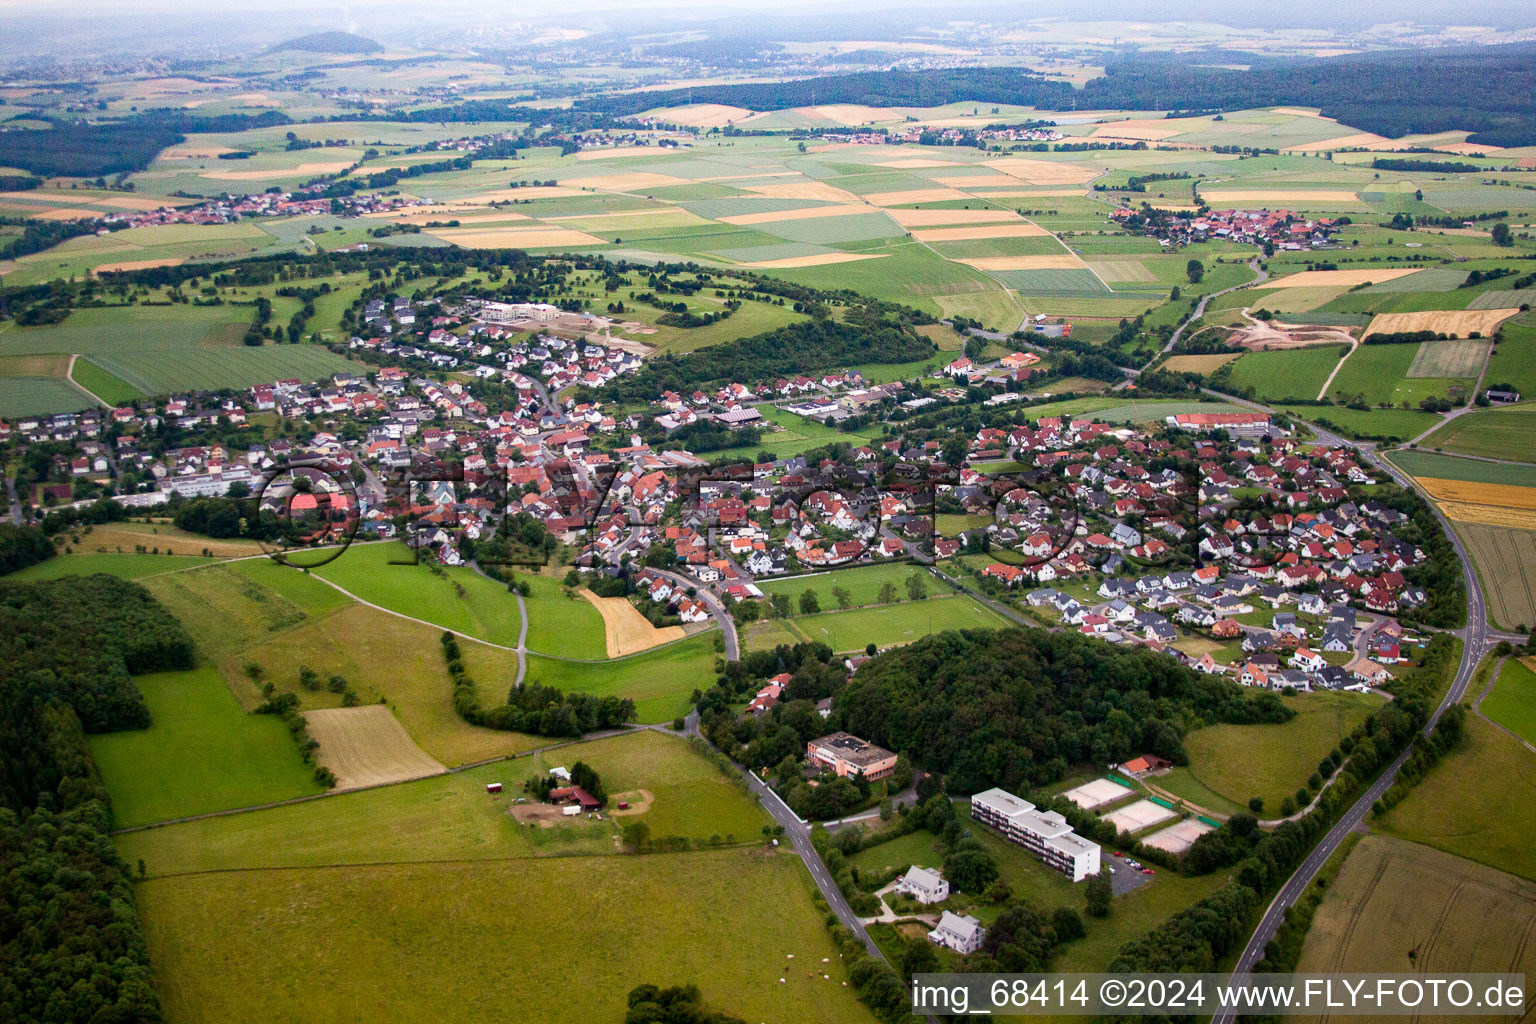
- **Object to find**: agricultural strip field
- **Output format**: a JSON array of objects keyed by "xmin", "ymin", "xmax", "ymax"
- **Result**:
[
  {"xmin": 1412, "ymin": 477, "xmax": 1536, "ymax": 531},
  {"xmin": 89, "ymin": 664, "xmax": 322, "ymax": 827},
  {"xmin": 1387, "ymin": 450, "xmax": 1536, "ymax": 486},
  {"xmin": 1418, "ymin": 407, "xmax": 1536, "ymax": 461},
  {"xmin": 1455, "ymin": 523, "xmax": 1536, "ymax": 631},
  {"xmin": 1295, "ymin": 835, "xmax": 1536, "ymax": 981},
  {"xmin": 1406, "ymin": 338, "xmax": 1491, "ymax": 378},
  {"xmin": 71, "ymin": 357, "xmax": 145, "ymax": 404},
  {"xmin": 7, "ymin": 550, "xmax": 218, "ymax": 581},
  {"xmin": 1326, "ymin": 341, "xmax": 1469, "ymax": 407},
  {"xmin": 1156, "ymin": 690, "xmax": 1381, "ymax": 816},
  {"xmin": 1365, "ymin": 308, "xmax": 1520, "ymax": 340},
  {"xmin": 579, "ymin": 592, "xmax": 685, "ymax": 657},
  {"xmin": 1377, "ymin": 714, "xmax": 1536, "ymax": 880},
  {"xmin": 1481, "ymin": 657, "xmax": 1536, "ymax": 746},
  {"xmin": 302, "ymin": 705, "xmax": 448, "ymax": 791}
]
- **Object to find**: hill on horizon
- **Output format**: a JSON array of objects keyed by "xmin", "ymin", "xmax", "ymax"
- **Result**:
[{"xmin": 268, "ymin": 31, "xmax": 382, "ymax": 55}]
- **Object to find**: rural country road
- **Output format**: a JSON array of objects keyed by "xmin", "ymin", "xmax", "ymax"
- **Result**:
[
  {"xmin": 1207, "ymin": 393, "xmax": 1491, "ymax": 1022},
  {"xmin": 648, "ymin": 566, "xmax": 739, "ymax": 659},
  {"xmin": 1116, "ymin": 256, "xmax": 1269, "ymax": 390}
]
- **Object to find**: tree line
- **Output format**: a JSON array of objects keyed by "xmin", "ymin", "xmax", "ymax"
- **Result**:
[{"xmin": 0, "ymin": 574, "xmax": 196, "ymax": 1023}]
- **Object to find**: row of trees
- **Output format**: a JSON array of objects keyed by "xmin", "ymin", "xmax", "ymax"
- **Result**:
[{"xmin": 441, "ymin": 631, "xmax": 634, "ymax": 737}]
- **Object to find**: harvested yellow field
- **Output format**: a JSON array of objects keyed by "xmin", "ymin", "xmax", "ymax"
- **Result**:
[
  {"xmin": 1437, "ymin": 502, "xmax": 1536, "ymax": 530},
  {"xmin": 742, "ymin": 253, "xmax": 887, "ymax": 269},
  {"xmin": 1161, "ymin": 352, "xmax": 1243, "ymax": 373},
  {"xmin": 1416, "ymin": 478, "xmax": 1536, "ymax": 511},
  {"xmin": 559, "ymin": 172, "xmax": 690, "ymax": 192},
  {"xmin": 161, "ymin": 146, "xmax": 237, "ymax": 159},
  {"xmin": 811, "ymin": 104, "xmax": 902, "ymax": 125},
  {"xmin": 302, "ymin": 705, "xmax": 447, "ymax": 791},
  {"xmin": 576, "ymin": 146, "xmax": 675, "ymax": 161},
  {"xmin": 875, "ymin": 159, "xmax": 962, "ymax": 169},
  {"xmin": 718, "ymin": 203, "xmax": 873, "ymax": 226},
  {"xmin": 1288, "ymin": 132, "xmax": 1393, "ymax": 151},
  {"xmin": 972, "ymin": 189, "xmax": 1090, "ymax": 198},
  {"xmin": 231, "ymin": 93, "xmax": 278, "ymax": 106},
  {"xmin": 954, "ymin": 254, "xmax": 1083, "ymax": 270},
  {"xmin": 862, "ymin": 187, "xmax": 970, "ymax": 206},
  {"xmin": 1261, "ymin": 267, "xmax": 1423, "ymax": 289},
  {"xmin": 911, "ymin": 224, "xmax": 1051, "ymax": 242},
  {"xmin": 984, "ymin": 158, "xmax": 1100, "ymax": 184},
  {"xmin": 1091, "ymin": 119, "xmax": 1182, "ymax": 140},
  {"xmin": 886, "ymin": 208, "xmax": 1022, "ymax": 227},
  {"xmin": 203, "ymin": 161, "xmax": 353, "ymax": 181},
  {"xmin": 1365, "ymin": 308, "xmax": 1521, "ymax": 339},
  {"xmin": 1199, "ymin": 189, "xmax": 1361, "ymax": 204},
  {"xmin": 579, "ymin": 591, "xmax": 687, "ymax": 658},
  {"xmin": 932, "ymin": 174, "xmax": 1029, "ymax": 189},
  {"xmin": 387, "ymin": 211, "xmax": 532, "ymax": 226},
  {"xmin": 469, "ymin": 187, "xmax": 585, "ymax": 201},
  {"xmin": 1436, "ymin": 142, "xmax": 1503, "ymax": 156},
  {"xmin": 0, "ymin": 206, "xmax": 93, "ymax": 220},
  {"xmin": 1, "ymin": 191, "xmax": 169, "ymax": 211},
  {"xmin": 640, "ymin": 103, "xmax": 755, "ymax": 129},
  {"xmin": 546, "ymin": 207, "xmax": 697, "ymax": 224},
  {"xmin": 427, "ymin": 227, "xmax": 605, "ymax": 249},
  {"xmin": 1271, "ymin": 107, "xmax": 1326, "ymax": 117},
  {"xmin": 743, "ymin": 181, "xmax": 862, "ymax": 203},
  {"xmin": 91, "ymin": 257, "xmax": 186, "ymax": 274}
]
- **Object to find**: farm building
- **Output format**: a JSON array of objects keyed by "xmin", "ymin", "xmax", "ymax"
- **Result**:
[{"xmin": 549, "ymin": 786, "xmax": 602, "ymax": 810}]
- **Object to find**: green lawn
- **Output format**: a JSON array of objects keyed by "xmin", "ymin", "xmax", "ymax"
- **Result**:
[
  {"xmin": 785, "ymin": 594, "xmax": 1011, "ymax": 653},
  {"xmin": 70, "ymin": 356, "xmax": 145, "ymax": 405},
  {"xmin": 756, "ymin": 562, "xmax": 951, "ymax": 609},
  {"xmin": 1327, "ymin": 342, "xmax": 1470, "ymax": 408},
  {"xmin": 1174, "ymin": 690, "xmax": 1383, "ymax": 815},
  {"xmin": 1227, "ymin": 345, "xmax": 1346, "ymax": 402},
  {"xmin": 1279, "ymin": 404, "xmax": 1442, "ymax": 441},
  {"xmin": 517, "ymin": 568, "xmax": 608, "ymax": 659},
  {"xmin": 1387, "ymin": 450, "xmax": 1536, "ymax": 487},
  {"xmin": 1480, "ymin": 657, "xmax": 1536, "ymax": 746},
  {"xmin": 312, "ymin": 542, "xmax": 525, "ymax": 649},
  {"xmin": 89, "ymin": 665, "xmax": 322, "ymax": 827},
  {"xmin": 1377, "ymin": 714, "xmax": 1536, "ymax": 881},
  {"xmin": 5, "ymin": 551, "xmax": 217, "ymax": 581},
  {"xmin": 134, "ymin": 848, "xmax": 871, "ymax": 1024},
  {"xmin": 117, "ymin": 730, "xmax": 763, "ymax": 875},
  {"xmin": 516, "ymin": 633, "xmax": 720, "ymax": 723}
]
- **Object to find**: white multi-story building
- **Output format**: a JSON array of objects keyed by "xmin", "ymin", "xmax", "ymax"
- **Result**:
[{"xmin": 970, "ymin": 787, "xmax": 1101, "ymax": 882}]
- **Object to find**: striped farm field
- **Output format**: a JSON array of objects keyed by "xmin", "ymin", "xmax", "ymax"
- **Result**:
[
  {"xmin": 1407, "ymin": 339, "xmax": 1490, "ymax": 378},
  {"xmin": 1365, "ymin": 308, "xmax": 1521, "ymax": 340},
  {"xmin": 1415, "ymin": 477, "xmax": 1536, "ymax": 510},
  {"xmin": 302, "ymin": 705, "xmax": 447, "ymax": 791},
  {"xmin": 1160, "ymin": 352, "xmax": 1243, "ymax": 373},
  {"xmin": 1261, "ymin": 268, "xmax": 1425, "ymax": 289}
]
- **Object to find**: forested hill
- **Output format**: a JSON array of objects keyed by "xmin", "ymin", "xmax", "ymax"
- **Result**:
[
  {"xmin": 580, "ymin": 43, "xmax": 1536, "ymax": 147},
  {"xmin": 269, "ymin": 31, "xmax": 383, "ymax": 54},
  {"xmin": 834, "ymin": 628, "xmax": 1292, "ymax": 795}
]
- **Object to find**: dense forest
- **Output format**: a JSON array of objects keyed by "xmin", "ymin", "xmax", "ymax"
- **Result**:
[
  {"xmin": 591, "ymin": 317, "xmax": 935, "ymax": 404},
  {"xmin": 0, "ymin": 524, "xmax": 52, "ymax": 576},
  {"xmin": 0, "ymin": 574, "xmax": 194, "ymax": 1023},
  {"xmin": 0, "ymin": 109, "xmax": 290, "ymax": 177},
  {"xmin": 586, "ymin": 44, "xmax": 1536, "ymax": 147},
  {"xmin": 834, "ymin": 628, "xmax": 1292, "ymax": 793}
]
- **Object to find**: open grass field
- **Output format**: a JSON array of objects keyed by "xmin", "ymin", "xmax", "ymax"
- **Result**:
[
  {"xmin": 1164, "ymin": 690, "xmax": 1382, "ymax": 815},
  {"xmin": 1327, "ymin": 341, "xmax": 1471, "ymax": 407},
  {"xmin": 764, "ymin": 593, "xmax": 1010, "ymax": 653},
  {"xmin": 89, "ymin": 665, "xmax": 322, "ymax": 828},
  {"xmin": 1407, "ymin": 338, "xmax": 1491, "ymax": 378},
  {"xmin": 1377, "ymin": 714, "xmax": 1536, "ymax": 880},
  {"xmin": 134, "ymin": 848, "xmax": 869, "ymax": 1024},
  {"xmin": 579, "ymin": 591, "xmax": 686, "ymax": 656},
  {"xmin": 515, "ymin": 633, "xmax": 720, "ymax": 724},
  {"xmin": 73, "ymin": 519, "xmax": 267, "ymax": 558},
  {"xmin": 1419, "ymin": 407, "xmax": 1536, "ymax": 461},
  {"xmin": 517, "ymin": 569, "xmax": 608, "ymax": 659},
  {"xmin": 6, "ymin": 550, "xmax": 217, "ymax": 581},
  {"xmin": 1227, "ymin": 345, "xmax": 1345, "ymax": 401},
  {"xmin": 1486, "ymin": 316, "xmax": 1536, "ymax": 396},
  {"xmin": 71, "ymin": 356, "xmax": 145, "ymax": 405},
  {"xmin": 1481, "ymin": 657, "xmax": 1536, "ymax": 746},
  {"xmin": 0, "ymin": 374, "xmax": 93, "ymax": 417},
  {"xmin": 302, "ymin": 705, "xmax": 447, "ymax": 791},
  {"xmin": 1285, "ymin": 404, "xmax": 1444, "ymax": 441},
  {"xmin": 1295, "ymin": 835, "xmax": 1536, "ymax": 982},
  {"xmin": 1388, "ymin": 450, "xmax": 1536, "ymax": 486},
  {"xmin": 1456, "ymin": 523, "xmax": 1536, "ymax": 631},
  {"xmin": 312, "ymin": 542, "xmax": 525, "ymax": 649},
  {"xmin": 755, "ymin": 562, "xmax": 944, "ymax": 608},
  {"xmin": 117, "ymin": 730, "xmax": 766, "ymax": 874}
]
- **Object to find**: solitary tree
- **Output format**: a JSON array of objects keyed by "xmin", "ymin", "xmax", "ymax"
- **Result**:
[
  {"xmin": 798, "ymin": 589, "xmax": 820, "ymax": 615},
  {"xmin": 1186, "ymin": 258, "xmax": 1205, "ymax": 284},
  {"xmin": 877, "ymin": 581, "xmax": 898, "ymax": 605},
  {"xmin": 832, "ymin": 585, "xmax": 852, "ymax": 610},
  {"xmin": 1084, "ymin": 869, "xmax": 1113, "ymax": 918},
  {"xmin": 905, "ymin": 572, "xmax": 928, "ymax": 601},
  {"xmin": 1491, "ymin": 222, "xmax": 1513, "ymax": 247}
]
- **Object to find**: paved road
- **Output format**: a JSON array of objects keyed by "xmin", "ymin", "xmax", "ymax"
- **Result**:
[
  {"xmin": 4, "ymin": 475, "xmax": 20, "ymax": 525},
  {"xmin": 648, "ymin": 567, "xmax": 739, "ymax": 660},
  {"xmin": 1209, "ymin": 396, "xmax": 1490, "ymax": 1022},
  {"xmin": 1115, "ymin": 256, "xmax": 1269, "ymax": 390}
]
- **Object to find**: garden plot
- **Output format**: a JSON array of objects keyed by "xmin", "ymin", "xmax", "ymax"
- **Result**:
[
  {"xmin": 1101, "ymin": 799, "xmax": 1178, "ymax": 834},
  {"xmin": 1141, "ymin": 819, "xmax": 1215, "ymax": 855},
  {"xmin": 1061, "ymin": 778, "xmax": 1137, "ymax": 811}
]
